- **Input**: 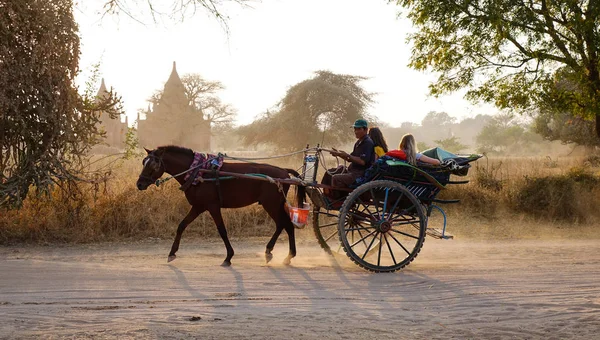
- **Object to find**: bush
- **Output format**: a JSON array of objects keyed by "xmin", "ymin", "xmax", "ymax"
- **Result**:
[
  {"xmin": 510, "ymin": 168, "xmax": 600, "ymax": 222},
  {"xmin": 475, "ymin": 159, "xmax": 504, "ymax": 191},
  {"xmin": 583, "ymin": 154, "xmax": 600, "ymax": 168},
  {"xmin": 443, "ymin": 184, "xmax": 499, "ymax": 217}
]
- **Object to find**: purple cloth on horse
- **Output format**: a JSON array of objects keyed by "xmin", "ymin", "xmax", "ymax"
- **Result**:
[{"xmin": 184, "ymin": 152, "xmax": 224, "ymax": 185}]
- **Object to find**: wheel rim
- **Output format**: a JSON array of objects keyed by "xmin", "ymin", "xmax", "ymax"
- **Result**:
[
  {"xmin": 339, "ymin": 181, "xmax": 426, "ymax": 272},
  {"xmin": 312, "ymin": 207, "xmax": 344, "ymax": 255}
]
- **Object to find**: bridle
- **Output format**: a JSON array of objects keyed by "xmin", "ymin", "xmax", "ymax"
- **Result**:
[{"xmin": 139, "ymin": 152, "xmax": 165, "ymax": 184}]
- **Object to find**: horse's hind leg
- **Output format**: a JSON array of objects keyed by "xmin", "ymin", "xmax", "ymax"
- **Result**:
[
  {"xmin": 282, "ymin": 216, "xmax": 296, "ymax": 265},
  {"xmin": 265, "ymin": 225, "xmax": 284, "ymax": 264},
  {"xmin": 264, "ymin": 202, "xmax": 296, "ymax": 265},
  {"xmin": 168, "ymin": 206, "xmax": 202, "ymax": 262},
  {"xmin": 208, "ymin": 206, "xmax": 234, "ymax": 267}
]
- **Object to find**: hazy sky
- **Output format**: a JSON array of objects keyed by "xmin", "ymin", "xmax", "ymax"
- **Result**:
[{"xmin": 75, "ymin": 0, "xmax": 500, "ymax": 127}]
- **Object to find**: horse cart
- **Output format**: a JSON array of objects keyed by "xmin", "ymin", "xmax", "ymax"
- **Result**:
[
  {"xmin": 137, "ymin": 145, "xmax": 480, "ymax": 272},
  {"xmin": 300, "ymin": 147, "xmax": 481, "ymax": 273}
]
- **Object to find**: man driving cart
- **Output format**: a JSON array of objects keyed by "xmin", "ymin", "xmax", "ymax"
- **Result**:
[{"xmin": 328, "ymin": 119, "xmax": 375, "ymax": 190}]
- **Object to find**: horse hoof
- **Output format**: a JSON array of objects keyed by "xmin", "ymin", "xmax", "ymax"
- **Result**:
[
  {"xmin": 283, "ymin": 257, "xmax": 292, "ymax": 266},
  {"xmin": 221, "ymin": 261, "xmax": 231, "ymax": 267},
  {"xmin": 265, "ymin": 253, "xmax": 273, "ymax": 264},
  {"xmin": 167, "ymin": 255, "xmax": 176, "ymax": 263}
]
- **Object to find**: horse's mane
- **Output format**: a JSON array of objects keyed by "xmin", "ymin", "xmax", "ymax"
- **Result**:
[{"xmin": 157, "ymin": 145, "xmax": 195, "ymax": 157}]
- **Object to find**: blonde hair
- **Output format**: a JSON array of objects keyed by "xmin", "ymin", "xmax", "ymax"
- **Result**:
[{"xmin": 399, "ymin": 133, "xmax": 417, "ymax": 165}]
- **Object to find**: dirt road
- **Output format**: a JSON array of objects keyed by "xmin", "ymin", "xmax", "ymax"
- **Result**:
[{"xmin": 1, "ymin": 237, "xmax": 599, "ymax": 339}]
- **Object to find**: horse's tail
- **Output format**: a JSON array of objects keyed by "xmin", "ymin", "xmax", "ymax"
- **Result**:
[{"xmin": 285, "ymin": 169, "xmax": 306, "ymax": 208}]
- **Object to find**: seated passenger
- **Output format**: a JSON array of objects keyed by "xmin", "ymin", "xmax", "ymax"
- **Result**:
[
  {"xmin": 368, "ymin": 127, "xmax": 389, "ymax": 161},
  {"xmin": 389, "ymin": 133, "xmax": 440, "ymax": 166}
]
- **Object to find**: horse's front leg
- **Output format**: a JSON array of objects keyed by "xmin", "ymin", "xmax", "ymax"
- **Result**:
[
  {"xmin": 168, "ymin": 206, "xmax": 202, "ymax": 262},
  {"xmin": 208, "ymin": 206, "xmax": 234, "ymax": 266}
]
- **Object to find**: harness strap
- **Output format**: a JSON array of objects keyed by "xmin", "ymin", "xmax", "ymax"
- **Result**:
[
  {"xmin": 179, "ymin": 166, "xmax": 203, "ymax": 191},
  {"xmin": 214, "ymin": 169, "xmax": 223, "ymax": 206}
]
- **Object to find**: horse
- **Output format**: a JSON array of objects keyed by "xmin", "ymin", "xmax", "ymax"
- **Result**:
[{"xmin": 136, "ymin": 145, "xmax": 305, "ymax": 266}]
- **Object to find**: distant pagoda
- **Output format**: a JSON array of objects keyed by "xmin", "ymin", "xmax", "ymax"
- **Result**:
[
  {"xmin": 137, "ymin": 62, "xmax": 211, "ymax": 151},
  {"xmin": 94, "ymin": 78, "xmax": 127, "ymax": 150}
]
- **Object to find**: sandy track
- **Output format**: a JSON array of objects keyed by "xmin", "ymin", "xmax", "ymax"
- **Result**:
[{"xmin": 1, "ymin": 238, "xmax": 599, "ymax": 339}]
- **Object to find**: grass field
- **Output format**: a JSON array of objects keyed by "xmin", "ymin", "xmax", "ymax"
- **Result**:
[{"xmin": 1, "ymin": 153, "xmax": 599, "ymax": 244}]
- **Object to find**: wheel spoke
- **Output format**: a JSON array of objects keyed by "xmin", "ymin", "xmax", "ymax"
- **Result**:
[
  {"xmin": 356, "ymin": 197, "xmax": 378, "ymax": 221},
  {"xmin": 343, "ymin": 225, "xmax": 376, "ymax": 232},
  {"xmin": 316, "ymin": 211, "xmax": 338, "ymax": 218},
  {"xmin": 348, "ymin": 217, "xmax": 374, "ymax": 231},
  {"xmin": 388, "ymin": 231, "xmax": 412, "ymax": 256},
  {"xmin": 324, "ymin": 230, "xmax": 338, "ymax": 242},
  {"xmin": 385, "ymin": 189, "xmax": 405, "ymax": 220},
  {"xmin": 354, "ymin": 227, "xmax": 371, "ymax": 248},
  {"xmin": 369, "ymin": 188, "xmax": 381, "ymax": 219},
  {"xmin": 384, "ymin": 234, "xmax": 397, "ymax": 265},
  {"xmin": 388, "ymin": 219, "xmax": 420, "ymax": 226},
  {"xmin": 347, "ymin": 211, "xmax": 375, "ymax": 225},
  {"xmin": 313, "ymin": 208, "xmax": 342, "ymax": 255},
  {"xmin": 389, "ymin": 228, "xmax": 420, "ymax": 240},
  {"xmin": 348, "ymin": 210, "xmax": 374, "ymax": 223},
  {"xmin": 350, "ymin": 229, "xmax": 377, "ymax": 249},
  {"xmin": 387, "ymin": 203, "xmax": 418, "ymax": 222},
  {"xmin": 382, "ymin": 188, "xmax": 390, "ymax": 220},
  {"xmin": 377, "ymin": 232, "xmax": 383, "ymax": 266},
  {"xmin": 318, "ymin": 221, "xmax": 338, "ymax": 229},
  {"xmin": 361, "ymin": 231, "xmax": 380, "ymax": 260}
]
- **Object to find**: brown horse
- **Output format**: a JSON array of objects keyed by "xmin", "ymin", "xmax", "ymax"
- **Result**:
[{"xmin": 136, "ymin": 146, "xmax": 305, "ymax": 266}]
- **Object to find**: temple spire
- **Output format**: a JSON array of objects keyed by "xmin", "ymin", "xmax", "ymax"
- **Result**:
[
  {"xmin": 96, "ymin": 78, "xmax": 108, "ymax": 98},
  {"xmin": 166, "ymin": 61, "xmax": 183, "ymax": 87}
]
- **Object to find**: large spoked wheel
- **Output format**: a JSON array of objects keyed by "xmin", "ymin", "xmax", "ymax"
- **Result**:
[
  {"xmin": 338, "ymin": 180, "xmax": 427, "ymax": 273},
  {"xmin": 312, "ymin": 207, "xmax": 344, "ymax": 255}
]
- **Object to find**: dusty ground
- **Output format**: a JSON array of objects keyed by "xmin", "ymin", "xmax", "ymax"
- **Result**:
[{"xmin": 1, "ymin": 236, "xmax": 599, "ymax": 339}]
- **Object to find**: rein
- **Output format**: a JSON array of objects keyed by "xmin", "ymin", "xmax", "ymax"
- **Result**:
[
  {"xmin": 151, "ymin": 147, "xmax": 337, "ymax": 188},
  {"xmin": 154, "ymin": 156, "xmax": 215, "ymax": 188}
]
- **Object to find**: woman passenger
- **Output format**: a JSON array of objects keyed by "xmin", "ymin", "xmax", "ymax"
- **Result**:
[
  {"xmin": 398, "ymin": 133, "xmax": 440, "ymax": 166},
  {"xmin": 368, "ymin": 127, "xmax": 389, "ymax": 161}
]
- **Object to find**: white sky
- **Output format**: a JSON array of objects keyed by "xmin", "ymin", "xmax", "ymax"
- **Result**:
[{"xmin": 75, "ymin": 0, "xmax": 500, "ymax": 127}]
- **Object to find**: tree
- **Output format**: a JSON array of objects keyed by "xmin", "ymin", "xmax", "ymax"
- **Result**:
[
  {"xmin": 0, "ymin": 0, "xmax": 122, "ymax": 208},
  {"xmin": 238, "ymin": 71, "xmax": 374, "ymax": 152},
  {"xmin": 400, "ymin": 121, "xmax": 419, "ymax": 131},
  {"xmin": 421, "ymin": 111, "xmax": 456, "ymax": 129},
  {"xmin": 434, "ymin": 136, "xmax": 468, "ymax": 154},
  {"xmin": 101, "ymin": 0, "xmax": 251, "ymax": 27},
  {"xmin": 421, "ymin": 111, "xmax": 457, "ymax": 140},
  {"xmin": 476, "ymin": 113, "xmax": 544, "ymax": 154},
  {"xmin": 417, "ymin": 141, "xmax": 431, "ymax": 152},
  {"xmin": 533, "ymin": 111, "xmax": 599, "ymax": 148},
  {"xmin": 395, "ymin": 0, "xmax": 600, "ymax": 140}
]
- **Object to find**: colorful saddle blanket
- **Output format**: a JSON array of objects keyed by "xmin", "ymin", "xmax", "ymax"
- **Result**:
[{"xmin": 184, "ymin": 152, "xmax": 224, "ymax": 185}]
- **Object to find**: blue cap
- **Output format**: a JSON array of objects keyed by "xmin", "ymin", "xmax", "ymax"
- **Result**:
[{"xmin": 351, "ymin": 119, "xmax": 368, "ymax": 128}]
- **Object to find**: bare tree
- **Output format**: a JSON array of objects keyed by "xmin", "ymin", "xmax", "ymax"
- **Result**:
[
  {"xmin": 149, "ymin": 73, "xmax": 237, "ymax": 127},
  {"xmin": 197, "ymin": 96, "xmax": 237, "ymax": 127},
  {"xmin": 101, "ymin": 0, "xmax": 254, "ymax": 27}
]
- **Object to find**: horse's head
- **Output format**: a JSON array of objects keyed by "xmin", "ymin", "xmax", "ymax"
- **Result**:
[{"xmin": 136, "ymin": 148, "xmax": 166, "ymax": 190}]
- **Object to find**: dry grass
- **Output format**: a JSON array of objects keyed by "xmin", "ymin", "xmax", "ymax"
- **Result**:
[
  {"xmin": 442, "ymin": 155, "xmax": 600, "ymax": 223},
  {"xmin": 1, "ymin": 154, "xmax": 599, "ymax": 244}
]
